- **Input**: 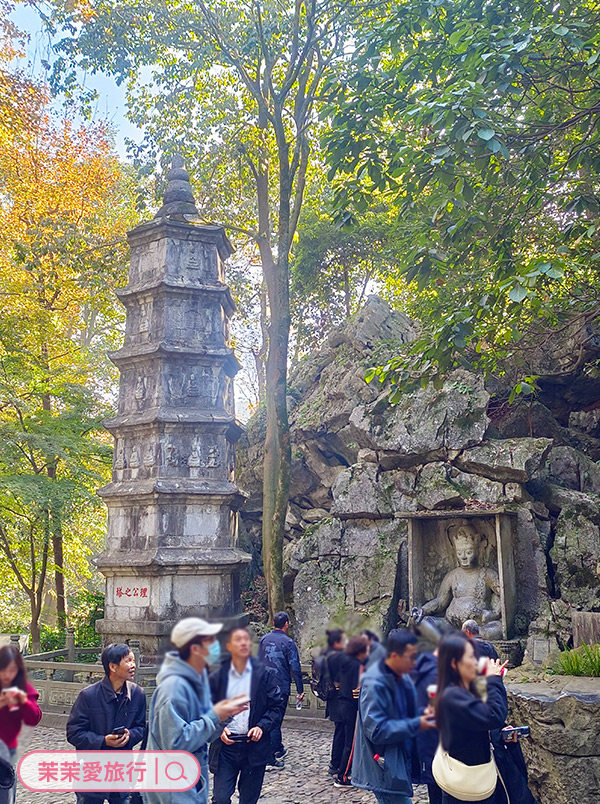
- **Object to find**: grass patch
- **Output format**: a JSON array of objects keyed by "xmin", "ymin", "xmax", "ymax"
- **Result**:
[{"xmin": 552, "ymin": 642, "xmax": 600, "ymax": 677}]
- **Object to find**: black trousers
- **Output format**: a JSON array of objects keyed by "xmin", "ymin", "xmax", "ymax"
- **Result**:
[
  {"xmin": 269, "ymin": 696, "xmax": 287, "ymax": 760},
  {"xmin": 330, "ymin": 721, "xmax": 345, "ymax": 770},
  {"xmin": 212, "ymin": 743, "xmax": 267, "ymax": 804},
  {"xmin": 76, "ymin": 796, "xmax": 130, "ymax": 804},
  {"xmin": 337, "ymin": 704, "xmax": 357, "ymax": 781},
  {"xmin": 427, "ymin": 782, "xmax": 443, "ymax": 804}
]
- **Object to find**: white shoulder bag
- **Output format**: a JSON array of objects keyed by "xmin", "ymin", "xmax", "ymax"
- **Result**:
[{"xmin": 432, "ymin": 742, "xmax": 498, "ymax": 802}]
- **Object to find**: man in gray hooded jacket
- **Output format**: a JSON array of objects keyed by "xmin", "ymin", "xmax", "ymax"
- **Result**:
[{"xmin": 143, "ymin": 618, "xmax": 249, "ymax": 804}]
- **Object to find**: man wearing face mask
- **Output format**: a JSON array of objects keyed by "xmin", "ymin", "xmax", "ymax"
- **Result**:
[{"xmin": 144, "ymin": 618, "xmax": 250, "ymax": 804}]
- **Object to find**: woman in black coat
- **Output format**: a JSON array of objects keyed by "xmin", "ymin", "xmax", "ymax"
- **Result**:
[
  {"xmin": 435, "ymin": 633, "xmax": 508, "ymax": 804},
  {"xmin": 333, "ymin": 635, "xmax": 369, "ymax": 788}
]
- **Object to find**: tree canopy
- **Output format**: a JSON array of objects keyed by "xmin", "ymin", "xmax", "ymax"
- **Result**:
[
  {"xmin": 0, "ymin": 13, "xmax": 138, "ymax": 644},
  {"xmin": 47, "ymin": 0, "xmax": 368, "ymax": 616},
  {"xmin": 324, "ymin": 0, "xmax": 600, "ymax": 398}
]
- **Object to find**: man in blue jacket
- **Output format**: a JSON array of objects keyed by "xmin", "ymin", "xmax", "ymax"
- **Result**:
[
  {"xmin": 143, "ymin": 618, "xmax": 250, "ymax": 804},
  {"xmin": 67, "ymin": 643, "xmax": 147, "ymax": 804},
  {"xmin": 257, "ymin": 611, "xmax": 303, "ymax": 768},
  {"xmin": 351, "ymin": 630, "xmax": 436, "ymax": 804}
]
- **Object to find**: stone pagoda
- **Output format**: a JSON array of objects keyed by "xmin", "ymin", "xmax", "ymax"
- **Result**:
[{"xmin": 96, "ymin": 157, "xmax": 249, "ymax": 655}]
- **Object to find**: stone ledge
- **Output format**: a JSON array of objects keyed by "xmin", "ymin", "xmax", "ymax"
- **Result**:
[{"xmin": 507, "ymin": 677, "xmax": 600, "ymax": 804}]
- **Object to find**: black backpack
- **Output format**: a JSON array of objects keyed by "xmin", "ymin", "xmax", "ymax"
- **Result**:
[{"xmin": 310, "ymin": 654, "xmax": 335, "ymax": 700}]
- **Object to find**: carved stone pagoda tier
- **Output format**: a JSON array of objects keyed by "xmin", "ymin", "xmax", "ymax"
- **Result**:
[{"xmin": 96, "ymin": 158, "xmax": 250, "ymax": 655}]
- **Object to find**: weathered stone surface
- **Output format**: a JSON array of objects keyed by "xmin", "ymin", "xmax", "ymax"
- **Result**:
[
  {"xmin": 569, "ymin": 408, "xmax": 600, "ymax": 438},
  {"xmin": 550, "ymin": 509, "xmax": 600, "ymax": 610},
  {"xmin": 503, "ymin": 482, "xmax": 532, "ymax": 503},
  {"xmin": 536, "ymin": 483, "xmax": 600, "ymax": 522},
  {"xmin": 331, "ymin": 463, "xmax": 393, "ymax": 518},
  {"xmin": 289, "ymin": 517, "xmax": 407, "ymax": 657},
  {"xmin": 542, "ymin": 445, "xmax": 600, "ymax": 494},
  {"xmin": 385, "ymin": 469, "xmax": 419, "ymax": 512},
  {"xmin": 414, "ymin": 463, "xmax": 464, "ymax": 510},
  {"xmin": 513, "ymin": 509, "xmax": 550, "ymax": 635},
  {"xmin": 456, "ymin": 437, "xmax": 553, "ymax": 483},
  {"xmin": 451, "ymin": 468, "xmax": 507, "ymax": 505},
  {"xmin": 507, "ymin": 679, "xmax": 600, "ymax": 804},
  {"xmin": 572, "ymin": 611, "xmax": 600, "ymax": 648},
  {"xmin": 327, "ymin": 294, "xmax": 418, "ymax": 351},
  {"xmin": 302, "ymin": 508, "xmax": 331, "ymax": 524},
  {"xmin": 237, "ymin": 293, "xmax": 600, "ymax": 669},
  {"xmin": 412, "ymin": 463, "xmax": 507, "ymax": 510},
  {"xmin": 349, "ymin": 369, "xmax": 490, "ymax": 465}
]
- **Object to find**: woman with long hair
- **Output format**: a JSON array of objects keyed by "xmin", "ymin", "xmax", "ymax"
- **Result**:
[
  {"xmin": 0, "ymin": 645, "xmax": 42, "ymax": 802},
  {"xmin": 434, "ymin": 633, "xmax": 507, "ymax": 803}
]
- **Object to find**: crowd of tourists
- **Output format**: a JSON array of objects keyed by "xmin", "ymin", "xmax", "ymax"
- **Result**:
[{"xmin": 0, "ymin": 613, "xmax": 538, "ymax": 804}]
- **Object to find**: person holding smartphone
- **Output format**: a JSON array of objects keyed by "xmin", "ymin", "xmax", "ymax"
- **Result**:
[
  {"xmin": 66, "ymin": 643, "xmax": 147, "ymax": 804},
  {"xmin": 144, "ymin": 618, "xmax": 251, "ymax": 804},
  {"xmin": 209, "ymin": 627, "xmax": 283, "ymax": 804},
  {"xmin": 0, "ymin": 644, "xmax": 42, "ymax": 804},
  {"xmin": 434, "ymin": 632, "xmax": 509, "ymax": 803}
]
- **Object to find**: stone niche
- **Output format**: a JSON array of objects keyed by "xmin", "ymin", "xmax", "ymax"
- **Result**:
[{"xmin": 408, "ymin": 510, "xmax": 518, "ymax": 639}]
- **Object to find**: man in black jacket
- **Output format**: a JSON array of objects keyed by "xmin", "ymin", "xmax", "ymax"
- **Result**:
[
  {"xmin": 66, "ymin": 643, "xmax": 147, "ymax": 804},
  {"xmin": 209, "ymin": 628, "xmax": 283, "ymax": 804}
]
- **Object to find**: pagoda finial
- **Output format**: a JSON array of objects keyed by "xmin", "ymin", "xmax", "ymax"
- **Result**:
[{"xmin": 154, "ymin": 154, "xmax": 199, "ymax": 220}]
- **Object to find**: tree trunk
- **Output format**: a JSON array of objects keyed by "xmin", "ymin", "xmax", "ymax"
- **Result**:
[
  {"xmin": 255, "ymin": 280, "xmax": 269, "ymax": 404},
  {"xmin": 51, "ymin": 518, "xmax": 66, "ymax": 630},
  {"xmin": 43, "ymin": 388, "xmax": 66, "ymax": 630},
  {"xmin": 30, "ymin": 611, "xmax": 41, "ymax": 654},
  {"xmin": 259, "ymin": 247, "xmax": 291, "ymax": 620},
  {"xmin": 343, "ymin": 261, "xmax": 351, "ymax": 318}
]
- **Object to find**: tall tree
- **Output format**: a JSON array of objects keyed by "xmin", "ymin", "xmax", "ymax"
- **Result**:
[
  {"xmin": 48, "ymin": 0, "xmax": 359, "ymax": 616},
  {"xmin": 0, "ymin": 60, "xmax": 137, "ymax": 641},
  {"xmin": 324, "ymin": 0, "xmax": 600, "ymax": 396}
]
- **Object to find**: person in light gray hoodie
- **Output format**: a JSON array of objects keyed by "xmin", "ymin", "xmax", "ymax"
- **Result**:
[{"xmin": 143, "ymin": 618, "xmax": 249, "ymax": 804}]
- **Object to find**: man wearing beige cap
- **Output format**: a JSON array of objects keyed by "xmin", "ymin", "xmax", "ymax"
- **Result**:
[{"xmin": 143, "ymin": 618, "xmax": 249, "ymax": 804}]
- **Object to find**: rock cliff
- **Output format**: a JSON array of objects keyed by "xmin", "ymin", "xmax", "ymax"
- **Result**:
[{"xmin": 237, "ymin": 296, "xmax": 600, "ymax": 658}]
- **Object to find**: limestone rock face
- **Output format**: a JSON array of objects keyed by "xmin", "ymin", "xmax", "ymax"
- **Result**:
[
  {"xmin": 331, "ymin": 463, "xmax": 393, "ymax": 518},
  {"xmin": 543, "ymin": 445, "xmax": 600, "ymax": 494},
  {"xmin": 237, "ymin": 294, "xmax": 600, "ymax": 678},
  {"xmin": 289, "ymin": 517, "xmax": 407, "ymax": 656},
  {"xmin": 451, "ymin": 469, "xmax": 508, "ymax": 505},
  {"xmin": 349, "ymin": 369, "xmax": 490, "ymax": 466},
  {"xmin": 327, "ymin": 295, "xmax": 419, "ymax": 352},
  {"xmin": 507, "ymin": 679, "xmax": 600, "ymax": 804},
  {"xmin": 537, "ymin": 483, "xmax": 600, "ymax": 522},
  {"xmin": 456, "ymin": 437, "xmax": 553, "ymax": 483},
  {"xmin": 414, "ymin": 463, "xmax": 465, "ymax": 510},
  {"xmin": 550, "ymin": 510, "xmax": 600, "ymax": 610}
]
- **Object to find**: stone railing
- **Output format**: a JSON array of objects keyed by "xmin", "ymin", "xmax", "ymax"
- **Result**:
[{"xmin": 17, "ymin": 632, "xmax": 326, "ymax": 727}]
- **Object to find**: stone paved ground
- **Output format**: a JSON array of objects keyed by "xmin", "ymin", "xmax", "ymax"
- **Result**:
[{"xmin": 15, "ymin": 725, "xmax": 430, "ymax": 804}]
